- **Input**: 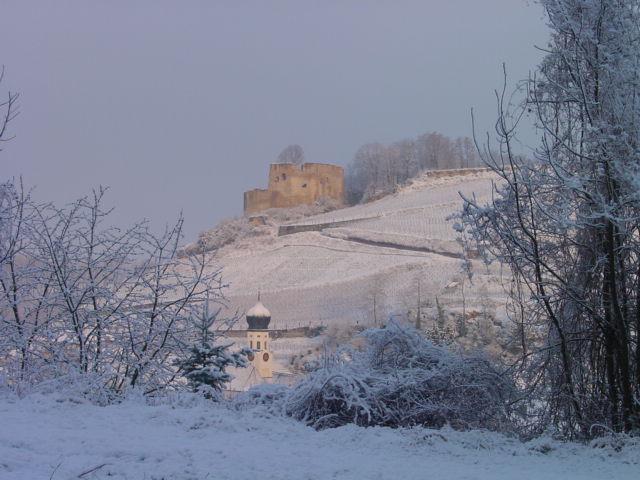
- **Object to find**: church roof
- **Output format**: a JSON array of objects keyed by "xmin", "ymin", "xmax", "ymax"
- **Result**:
[{"xmin": 247, "ymin": 301, "xmax": 271, "ymax": 318}]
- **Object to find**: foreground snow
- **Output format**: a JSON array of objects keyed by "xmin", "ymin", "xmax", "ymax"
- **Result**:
[{"xmin": 0, "ymin": 394, "xmax": 637, "ymax": 480}]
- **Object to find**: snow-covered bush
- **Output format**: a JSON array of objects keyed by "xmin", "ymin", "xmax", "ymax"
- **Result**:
[
  {"xmin": 233, "ymin": 383, "xmax": 290, "ymax": 416},
  {"xmin": 284, "ymin": 324, "xmax": 517, "ymax": 431},
  {"xmin": 182, "ymin": 198, "xmax": 339, "ymax": 256},
  {"xmin": 183, "ymin": 217, "xmax": 260, "ymax": 255},
  {"xmin": 25, "ymin": 371, "xmax": 120, "ymax": 406},
  {"xmin": 263, "ymin": 197, "xmax": 340, "ymax": 223}
]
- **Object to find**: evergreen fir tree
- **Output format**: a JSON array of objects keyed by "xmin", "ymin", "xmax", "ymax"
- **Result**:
[
  {"xmin": 179, "ymin": 342, "xmax": 250, "ymax": 397},
  {"xmin": 177, "ymin": 293, "xmax": 250, "ymax": 398}
]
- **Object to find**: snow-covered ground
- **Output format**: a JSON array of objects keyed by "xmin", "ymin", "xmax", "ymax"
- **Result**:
[
  {"xmin": 1, "ymin": 394, "xmax": 637, "ymax": 480},
  {"xmin": 287, "ymin": 170, "xmax": 496, "ymax": 232}
]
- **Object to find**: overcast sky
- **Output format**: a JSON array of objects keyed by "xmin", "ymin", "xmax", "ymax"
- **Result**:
[{"xmin": 1, "ymin": 0, "xmax": 548, "ymax": 241}]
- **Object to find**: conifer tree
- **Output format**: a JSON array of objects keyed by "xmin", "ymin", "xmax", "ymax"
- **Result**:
[{"xmin": 177, "ymin": 297, "xmax": 250, "ymax": 397}]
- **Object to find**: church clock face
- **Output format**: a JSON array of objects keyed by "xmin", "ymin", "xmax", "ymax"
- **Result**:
[{"xmin": 262, "ymin": 352, "xmax": 270, "ymax": 362}]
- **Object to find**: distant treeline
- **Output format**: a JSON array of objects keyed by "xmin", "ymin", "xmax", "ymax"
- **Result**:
[{"xmin": 345, "ymin": 132, "xmax": 480, "ymax": 204}]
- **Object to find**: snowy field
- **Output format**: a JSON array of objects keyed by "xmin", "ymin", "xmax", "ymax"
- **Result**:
[{"xmin": 1, "ymin": 394, "xmax": 638, "ymax": 480}]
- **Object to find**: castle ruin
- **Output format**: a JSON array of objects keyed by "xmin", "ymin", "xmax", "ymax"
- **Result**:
[{"xmin": 244, "ymin": 163, "xmax": 344, "ymax": 215}]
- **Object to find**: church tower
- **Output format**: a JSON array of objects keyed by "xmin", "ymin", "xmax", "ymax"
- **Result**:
[{"xmin": 246, "ymin": 298, "xmax": 273, "ymax": 379}]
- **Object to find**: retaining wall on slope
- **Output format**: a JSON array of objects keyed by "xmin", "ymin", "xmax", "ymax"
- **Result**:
[
  {"xmin": 278, "ymin": 215, "xmax": 381, "ymax": 236},
  {"xmin": 421, "ymin": 167, "xmax": 491, "ymax": 178}
]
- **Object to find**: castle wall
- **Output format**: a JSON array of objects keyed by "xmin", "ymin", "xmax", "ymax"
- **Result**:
[
  {"xmin": 244, "ymin": 162, "xmax": 344, "ymax": 215},
  {"xmin": 243, "ymin": 189, "xmax": 274, "ymax": 215}
]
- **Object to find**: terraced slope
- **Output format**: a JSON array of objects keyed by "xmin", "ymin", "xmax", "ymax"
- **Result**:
[{"xmin": 211, "ymin": 170, "xmax": 504, "ymax": 339}]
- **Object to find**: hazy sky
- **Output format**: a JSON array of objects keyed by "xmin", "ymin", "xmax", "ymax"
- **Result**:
[{"xmin": 1, "ymin": 0, "xmax": 548, "ymax": 241}]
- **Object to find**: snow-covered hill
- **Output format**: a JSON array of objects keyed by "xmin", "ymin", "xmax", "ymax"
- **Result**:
[
  {"xmin": 212, "ymin": 170, "xmax": 504, "ymax": 337},
  {"xmin": 1, "ymin": 394, "xmax": 637, "ymax": 480}
]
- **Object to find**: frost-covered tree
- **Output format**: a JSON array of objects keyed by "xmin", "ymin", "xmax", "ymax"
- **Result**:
[
  {"xmin": 26, "ymin": 187, "xmax": 147, "ymax": 378},
  {"xmin": 0, "ymin": 181, "xmax": 46, "ymax": 385},
  {"xmin": 458, "ymin": 0, "xmax": 640, "ymax": 435},
  {"xmin": 114, "ymin": 220, "xmax": 228, "ymax": 394},
  {"xmin": 0, "ymin": 66, "xmax": 235, "ymax": 398},
  {"xmin": 0, "ymin": 182, "xmax": 232, "ymax": 397}
]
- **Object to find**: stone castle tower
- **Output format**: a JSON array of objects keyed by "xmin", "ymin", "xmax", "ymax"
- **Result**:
[
  {"xmin": 244, "ymin": 162, "xmax": 344, "ymax": 215},
  {"xmin": 245, "ymin": 298, "xmax": 273, "ymax": 379}
]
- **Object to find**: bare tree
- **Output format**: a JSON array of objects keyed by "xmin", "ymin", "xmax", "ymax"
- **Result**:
[
  {"xmin": 277, "ymin": 144, "xmax": 305, "ymax": 164},
  {"xmin": 0, "ymin": 66, "xmax": 19, "ymax": 152},
  {"xmin": 461, "ymin": 137, "xmax": 478, "ymax": 168},
  {"xmin": 393, "ymin": 138, "xmax": 420, "ymax": 182},
  {"xmin": 417, "ymin": 132, "xmax": 452, "ymax": 170},
  {"xmin": 345, "ymin": 131, "xmax": 477, "ymax": 205},
  {"xmin": 350, "ymin": 143, "xmax": 388, "ymax": 202}
]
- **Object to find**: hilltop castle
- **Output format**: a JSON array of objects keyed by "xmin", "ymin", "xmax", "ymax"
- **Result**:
[{"xmin": 244, "ymin": 163, "xmax": 345, "ymax": 215}]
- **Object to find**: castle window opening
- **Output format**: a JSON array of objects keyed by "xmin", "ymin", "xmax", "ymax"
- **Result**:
[
  {"xmin": 282, "ymin": 173, "xmax": 287, "ymax": 180},
  {"xmin": 257, "ymin": 341, "xmax": 261, "ymax": 350},
  {"xmin": 250, "ymin": 340, "xmax": 253, "ymax": 349},
  {"xmin": 302, "ymin": 183, "xmax": 307, "ymax": 188}
]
